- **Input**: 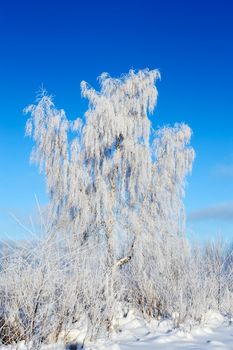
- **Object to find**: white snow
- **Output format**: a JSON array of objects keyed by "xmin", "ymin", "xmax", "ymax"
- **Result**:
[
  {"xmin": 1, "ymin": 311, "xmax": 232, "ymax": 350},
  {"xmin": 88, "ymin": 311, "xmax": 233, "ymax": 350}
]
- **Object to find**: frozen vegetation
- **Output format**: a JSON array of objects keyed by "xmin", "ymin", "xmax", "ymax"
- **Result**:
[{"xmin": 0, "ymin": 69, "xmax": 232, "ymax": 349}]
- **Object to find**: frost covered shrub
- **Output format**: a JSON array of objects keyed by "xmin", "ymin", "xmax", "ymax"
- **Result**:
[
  {"xmin": 1, "ymin": 237, "xmax": 232, "ymax": 348},
  {"xmin": 0, "ymin": 237, "xmax": 75, "ymax": 348},
  {"xmin": 0, "ymin": 235, "xmax": 113, "ymax": 348},
  {"xmin": 129, "ymin": 238, "xmax": 233, "ymax": 327}
]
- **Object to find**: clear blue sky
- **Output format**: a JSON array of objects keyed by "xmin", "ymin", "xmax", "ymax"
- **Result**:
[{"xmin": 0, "ymin": 0, "xmax": 233, "ymax": 240}]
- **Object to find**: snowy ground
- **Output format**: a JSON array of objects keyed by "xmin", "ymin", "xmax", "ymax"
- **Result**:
[
  {"xmin": 88, "ymin": 311, "xmax": 233, "ymax": 350},
  {"xmin": 1, "ymin": 312, "xmax": 233, "ymax": 350}
]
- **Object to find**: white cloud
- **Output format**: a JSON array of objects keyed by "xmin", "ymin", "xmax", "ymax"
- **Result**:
[{"xmin": 188, "ymin": 201, "xmax": 233, "ymax": 221}]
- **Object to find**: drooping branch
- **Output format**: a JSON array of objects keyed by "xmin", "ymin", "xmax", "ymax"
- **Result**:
[{"xmin": 25, "ymin": 69, "xmax": 194, "ymax": 259}]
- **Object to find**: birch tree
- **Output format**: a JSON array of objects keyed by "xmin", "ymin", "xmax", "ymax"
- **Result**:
[{"xmin": 25, "ymin": 69, "xmax": 194, "ymax": 267}]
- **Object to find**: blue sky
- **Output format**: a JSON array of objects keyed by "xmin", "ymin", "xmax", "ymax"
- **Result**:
[{"xmin": 0, "ymin": 0, "xmax": 233, "ymax": 240}]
